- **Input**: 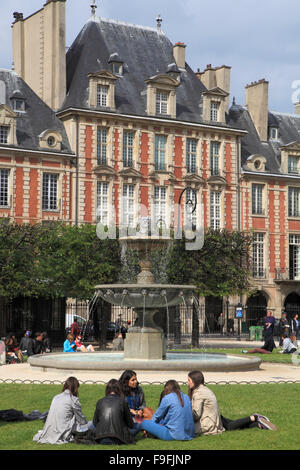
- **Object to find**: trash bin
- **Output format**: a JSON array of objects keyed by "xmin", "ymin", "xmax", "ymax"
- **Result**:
[
  {"xmin": 249, "ymin": 326, "xmax": 256, "ymax": 341},
  {"xmin": 255, "ymin": 326, "xmax": 264, "ymax": 341}
]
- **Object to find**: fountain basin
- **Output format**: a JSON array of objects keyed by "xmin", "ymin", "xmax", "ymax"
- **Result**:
[
  {"xmin": 29, "ymin": 352, "xmax": 261, "ymax": 372},
  {"xmin": 95, "ymin": 284, "xmax": 196, "ymax": 309}
]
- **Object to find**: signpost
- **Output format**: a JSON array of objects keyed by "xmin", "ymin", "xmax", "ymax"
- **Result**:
[{"xmin": 235, "ymin": 303, "xmax": 243, "ymax": 341}]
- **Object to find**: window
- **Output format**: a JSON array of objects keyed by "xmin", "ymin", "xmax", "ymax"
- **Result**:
[
  {"xmin": 122, "ymin": 184, "xmax": 135, "ymax": 228},
  {"xmin": 210, "ymin": 142, "xmax": 220, "ymax": 176},
  {"xmin": 42, "ymin": 173, "xmax": 58, "ymax": 211},
  {"xmin": 210, "ymin": 191, "xmax": 221, "ymax": 229},
  {"xmin": 112, "ymin": 63, "xmax": 122, "ymax": 75},
  {"xmin": 186, "ymin": 138, "xmax": 197, "ymax": 173},
  {"xmin": 123, "ymin": 131, "xmax": 134, "ymax": 167},
  {"xmin": 269, "ymin": 128, "xmax": 278, "ymax": 141},
  {"xmin": 97, "ymin": 85, "xmax": 109, "ymax": 107},
  {"xmin": 252, "ymin": 233, "xmax": 265, "ymax": 278},
  {"xmin": 97, "ymin": 128, "xmax": 107, "ymax": 165},
  {"xmin": 252, "ymin": 184, "xmax": 264, "ymax": 215},
  {"xmin": 0, "ymin": 126, "xmax": 9, "ymax": 144},
  {"xmin": 155, "ymin": 135, "xmax": 167, "ymax": 171},
  {"xmin": 13, "ymin": 99, "xmax": 25, "ymax": 112},
  {"xmin": 288, "ymin": 187, "xmax": 300, "ymax": 217},
  {"xmin": 0, "ymin": 169, "xmax": 9, "ymax": 207},
  {"xmin": 96, "ymin": 181, "xmax": 109, "ymax": 225},
  {"xmin": 210, "ymin": 101, "xmax": 219, "ymax": 121},
  {"xmin": 288, "ymin": 156, "xmax": 299, "ymax": 174},
  {"xmin": 289, "ymin": 234, "xmax": 300, "ymax": 280},
  {"xmin": 154, "ymin": 186, "xmax": 166, "ymax": 226},
  {"xmin": 156, "ymin": 90, "xmax": 168, "ymax": 115},
  {"xmin": 185, "ymin": 187, "xmax": 197, "ymax": 229}
]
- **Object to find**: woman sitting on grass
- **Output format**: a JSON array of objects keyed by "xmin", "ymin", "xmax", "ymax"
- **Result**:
[
  {"xmin": 139, "ymin": 380, "xmax": 194, "ymax": 441},
  {"xmin": 187, "ymin": 370, "xmax": 277, "ymax": 434},
  {"xmin": 241, "ymin": 335, "xmax": 276, "ymax": 355},
  {"xmin": 92, "ymin": 379, "xmax": 135, "ymax": 445},
  {"xmin": 33, "ymin": 377, "xmax": 90, "ymax": 444}
]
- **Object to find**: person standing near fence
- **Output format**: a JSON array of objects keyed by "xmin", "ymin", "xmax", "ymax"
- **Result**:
[{"xmin": 217, "ymin": 313, "xmax": 225, "ymax": 335}]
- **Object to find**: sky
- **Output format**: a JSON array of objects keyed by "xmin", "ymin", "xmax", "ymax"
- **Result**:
[{"xmin": 0, "ymin": 0, "xmax": 300, "ymax": 114}]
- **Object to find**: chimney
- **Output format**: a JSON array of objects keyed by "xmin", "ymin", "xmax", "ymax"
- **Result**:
[
  {"xmin": 245, "ymin": 79, "xmax": 269, "ymax": 142},
  {"xmin": 12, "ymin": 0, "xmax": 66, "ymax": 111},
  {"xmin": 199, "ymin": 64, "xmax": 217, "ymax": 90},
  {"xmin": 294, "ymin": 102, "xmax": 300, "ymax": 115},
  {"xmin": 215, "ymin": 65, "xmax": 231, "ymax": 112},
  {"xmin": 173, "ymin": 42, "xmax": 186, "ymax": 69}
]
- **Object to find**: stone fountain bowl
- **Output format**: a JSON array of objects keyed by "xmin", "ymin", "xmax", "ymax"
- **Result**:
[{"xmin": 95, "ymin": 284, "xmax": 196, "ymax": 309}]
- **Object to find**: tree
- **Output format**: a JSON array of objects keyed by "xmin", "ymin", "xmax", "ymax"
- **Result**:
[{"xmin": 167, "ymin": 228, "xmax": 254, "ymax": 298}]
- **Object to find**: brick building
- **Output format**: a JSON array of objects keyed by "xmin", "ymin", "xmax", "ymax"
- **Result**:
[{"xmin": 2, "ymin": 0, "xmax": 300, "ymax": 333}]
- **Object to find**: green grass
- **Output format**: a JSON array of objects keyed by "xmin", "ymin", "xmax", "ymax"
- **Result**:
[
  {"xmin": 0, "ymin": 382, "xmax": 299, "ymax": 450},
  {"xmin": 172, "ymin": 348, "xmax": 295, "ymax": 364}
]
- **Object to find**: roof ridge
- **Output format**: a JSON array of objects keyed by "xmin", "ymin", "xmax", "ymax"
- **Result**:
[{"xmin": 87, "ymin": 16, "xmax": 164, "ymax": 34}]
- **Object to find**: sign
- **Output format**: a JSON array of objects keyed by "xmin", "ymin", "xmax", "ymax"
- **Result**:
[{"xmin": 235, "ymin": 305, "xmax": 243, "ymax": 319}]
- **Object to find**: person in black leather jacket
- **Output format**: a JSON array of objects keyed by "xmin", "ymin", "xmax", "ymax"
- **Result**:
[{"xmin": 92, "ymin": 379, "xmax": 135, "ymax": 445}]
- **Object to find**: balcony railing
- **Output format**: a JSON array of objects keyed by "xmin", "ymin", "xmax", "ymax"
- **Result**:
[{"xmin": 274, "ymin": 268, "xmax": 300, "ymax": 281}]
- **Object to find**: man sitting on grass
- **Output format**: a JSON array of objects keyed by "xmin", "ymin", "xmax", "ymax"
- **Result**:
[{"xmin": 280, "ymin": 333, "xmax": 297, "ymax": 354}]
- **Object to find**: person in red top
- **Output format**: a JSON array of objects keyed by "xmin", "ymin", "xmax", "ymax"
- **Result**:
[{"xmin": 70, "ymin": 318, "xmax": 80, "ymax": 338}]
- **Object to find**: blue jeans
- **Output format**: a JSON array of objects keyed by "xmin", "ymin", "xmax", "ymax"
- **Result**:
[
  {"xmin": 129, "ymin": 422, "xmax": 141, "ymax": 436},
  {"xmin": 141, "ymin": 420, "xmax": 174, "ymax": 441}
]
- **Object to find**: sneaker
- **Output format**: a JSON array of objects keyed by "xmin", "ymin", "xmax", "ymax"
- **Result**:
[
  {"xmin": 241, "ymin": 349, "xmax": 248, "ymax": 354},
  {"xmin": 257, "ymin": 417, "xmax": 277, "ymax": 431},
  {"xmin": 253, "ymin": 413, "xmax": 270, "ymax": 422}
]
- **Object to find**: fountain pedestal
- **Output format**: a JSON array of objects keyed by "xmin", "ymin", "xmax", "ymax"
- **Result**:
[{"xmin": 124, "ymin": 328, "xmax": 166, "ymax": 360}]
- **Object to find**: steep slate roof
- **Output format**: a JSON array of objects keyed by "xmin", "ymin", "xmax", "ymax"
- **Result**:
[
  {"xmin": 227, "ymin": 103, "xmax": 300, "ymax": 175},
  {"xmin": 0, "ymin": 69, "xmax": 72, "ymax": 154},
  {"xmin": 63, "ymin": 16, "xmax": 229, "ymax": 126}
]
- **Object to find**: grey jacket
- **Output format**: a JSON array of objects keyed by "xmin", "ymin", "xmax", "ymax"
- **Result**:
[{"xmin": 33, "ymin": 390, "xmax": 88, "ymax": 444}]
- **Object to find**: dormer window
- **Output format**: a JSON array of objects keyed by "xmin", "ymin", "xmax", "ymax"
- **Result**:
[
  {"xmin": 10, "ymin": 90, "xmax": 26, "ymax": 112},
  {"xmin": 145, "ymin": 74, "xmax": 179, "ymax": 119},
  {"xmin": 0, "ymin": 125, "xmax": 9, "ymax": 144},
  {"xmin": 13, "ymin": 99, "xmax": 25, "ymax": 112},
  {"xmin": 269, "ymin": 127, "xmax": 279, "ymax": 141},
  {"xmin": 39, "ymin": 130, "xmax": 62, "ymax": 150},
  {"xmin": 210, "ymin": 101, "xmax": 219, "ymax": 122},
  {"xmin": 156, "ymin": 90, "xmax": 169, "ymax": 115},
  {"xmin": 97, "ymin": 85, "xmax": 109, "ymax": 107},
  {"xmin": 108, "ymin": 53, "xmax": 124, "ymax": 77},
  {"xmin": 288, "ymin": 155, "xmax": 299, "ymax": 174}
]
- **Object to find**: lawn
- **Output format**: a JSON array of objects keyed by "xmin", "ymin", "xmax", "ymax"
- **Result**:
[{"xmin": 0, "ymin": 382, "xmax": 299, "ymax": 451}]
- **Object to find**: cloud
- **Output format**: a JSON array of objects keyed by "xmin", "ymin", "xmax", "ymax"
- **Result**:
[{"xmin": 0, "ymin": 0, "xmax": 299, "ymax": 113}]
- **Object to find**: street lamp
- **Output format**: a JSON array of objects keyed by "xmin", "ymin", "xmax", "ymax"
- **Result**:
[
  {"xmin": 174, "ymin": 187, "xmax": 198, "ymax": 347},
  {"xmin": 235, "ymin": 302, "xmax": 243, "ymax": 341}
]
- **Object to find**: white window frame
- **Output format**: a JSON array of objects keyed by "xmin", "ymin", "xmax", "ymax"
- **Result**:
[
  {"xmin": 210, "ymin": 101, "xmax": 219, "ymax": 122},
  {"xmin": 252, "ymin": 183, "xmax": 264, "ymax": 215},
  {"xmin": 0, "ymin": 126, "xmax": 9, "ymax": 144},
  {"xmin": 210, "ymin": 142, "xmax": 220, "ymax": 176},
  {"xmin": 210, "ymin": 190, "xmax": 221, "ymax": 229},
  {"xmin": 97, "ymin": 84, "xmax": 109, "ymax": 107},
  {"xmin": 0, "ymin": 169, "xmax": 9, "ymax": 207},
  {"xmin": 97, "ymin": 127, "xmax": 108, "ymax": 165},
  {"xmin": 154, "ymin": 135, "xmax": 167, "ymax": 171},
  {"xmin": 122, "ymin": 184, "xmax": 135, "ymax": 228},
  {"xmin": 185, "ymin": 188, "xmax": 197, "ymax": 228},
  {"xmin": 42, "ymin": 173, "xmax": 58, "ymax": 211},
  {"xmin": 289, "ymin": 234, "xmax": 300, "ymax": 280},
  {"xmin": 288, "ymin": 155, "xmax": 299, "ymax": 174},
  {"xmin": 186, "ymin": 138, "xmax": 197, "ymax": 174},
  {"xmin": 288, "ymin": 187, "xmax": 300, "ymax": 217},
  {"xmin": 252, "ymin": 232, "xmax": 265, "ymax": 278},
  {"xmin": 96, "ymin": 181, "xmax": 109, "ymax": 226},
  {"xmin": 156, "ymin": 90, "xmax": 169, "ymax": 115},
  {"xmin": 123, "ymin": 131, "xmax": 134, "ymax": 167},
  {"xmin": 154, "ymin": 186, "xmax": 167, "ymax": 227}
]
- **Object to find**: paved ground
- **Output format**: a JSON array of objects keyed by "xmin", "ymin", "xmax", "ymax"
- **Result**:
[{"xmin": 1, "ymin": 338, "xmax": 300, "ymax": 384}]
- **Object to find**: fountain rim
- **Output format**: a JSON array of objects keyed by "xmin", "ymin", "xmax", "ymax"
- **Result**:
[
  {"xmin": 95, "ymin": 284, "xmax": 197, "ymax": 290},
  {"xmin": 28, "ymin": 352, "xmax": 262, "ymax": 372}
]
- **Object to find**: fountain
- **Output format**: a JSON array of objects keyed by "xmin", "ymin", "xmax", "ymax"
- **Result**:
[{"xmin": 29, "ymin": 225, "xmax": 261, "ymax": 372}]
